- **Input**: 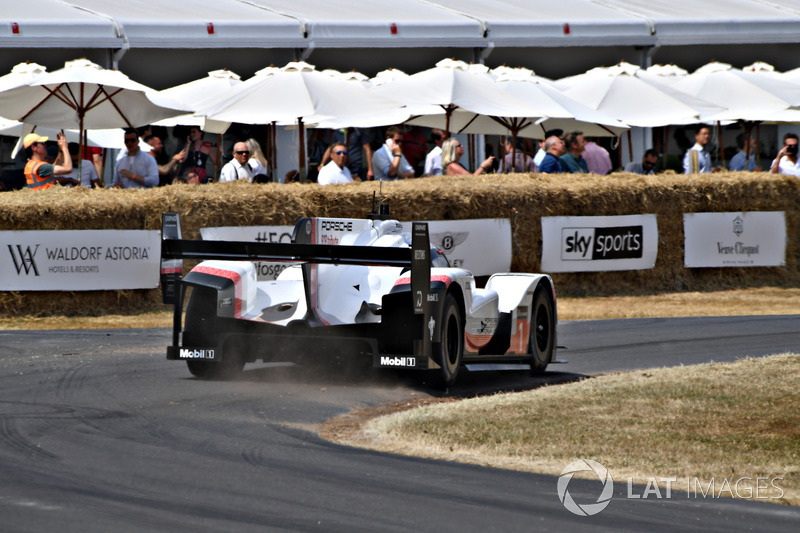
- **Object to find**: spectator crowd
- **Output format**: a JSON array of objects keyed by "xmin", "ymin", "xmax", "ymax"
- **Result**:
[{"xmin": 7, "ymin": 121, "xmax": 800, "ymax": 191}]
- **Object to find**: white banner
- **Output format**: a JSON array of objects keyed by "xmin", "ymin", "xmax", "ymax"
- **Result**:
[
  {"xmin": 201, "ymin": 218, "xmax": 512, "ymax": 279},
  {"xmin": 684, "ymin": 212, "xmax": 786, "ymax": 268},
  {"xmin": 200, "ymin": 225, "xmax": 299, "ymax": 281},
  {"xmin": 1, "ymin": 230, "xmax": 160, "ymax": 291},
  {"xmin": 399, "ymin": 219, "xmax": 511, "ymax": 275},
  {"xmin": 541, "ymin": 215, "xmax": 659, "ymax": 272}
]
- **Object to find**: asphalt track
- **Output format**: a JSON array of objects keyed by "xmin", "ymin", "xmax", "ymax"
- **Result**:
[{"xmin": 0, "ymin": 315, "xmax": 798, "ymax": 532}]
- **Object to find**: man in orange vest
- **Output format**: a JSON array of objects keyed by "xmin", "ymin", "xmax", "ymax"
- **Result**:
[{"xmin": 23, "ymin": 132, "xmax": 73, "ymax": 190}]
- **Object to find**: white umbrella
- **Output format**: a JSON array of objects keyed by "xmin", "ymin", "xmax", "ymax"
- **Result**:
[
  {"xmin": 198, "ymin": 61, "xmax": 409, "ymax": 179},
  {"xmin": 0, "ymin": 59, "xmax": 182, "ymax": 131},
  {"xmin": 497, "ymin": 69, "xmax": 628, "ymax": 138},
  {"xmin": 671, "ymin": 61, "xmax": 800, "ymax": 122},
  {"xmin": 0, "ymin": 62, "xmax": 47, "ymax": 96},
  {"xmin": 640, "ymin": 64, "xmax": 688, "ymax": 87},
  {"xmin": 372, "ymin": 58, "xmax": 549, "ymax": 135},
  {"xmin": 369, "ymin": 68, "xmax": 409, "ymax": 87},
  {"xmin": 154, "ymin": 68, "xmax": 242, "ymax": 133},
  {"xmin": 559, "ymin": 61, "xmax": 724, "ymax": 127},
  {"xmin": 0, "ymin": 59, "xmax": 184, "ymax": 166},
  {"xmin": 0, "ymin": 122, "xmax": 129, "ymax": 158}
]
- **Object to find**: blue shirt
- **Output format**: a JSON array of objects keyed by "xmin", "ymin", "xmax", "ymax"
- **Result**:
[
  {"xmin": 372, "ymin": 145, "xmax": 414, "ymax": 180},
  {"xmin": 729, "ymin": 150, "xmax": 756, "ymax": 171},
  {"xmin": 538, "ymin": 152, "xmax": 564, "ymax": 174},
  {"xmin": 559, "ymin": 152, "xmax": 589, "ymax": 173},
  {"xmin": 683, "ymin": 143, "xmax": 712, "ymax": 174}
]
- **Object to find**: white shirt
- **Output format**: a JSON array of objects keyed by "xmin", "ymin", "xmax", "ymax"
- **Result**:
[
  {"xmin": 776, "ymin": 155, "xmax": 800, "ymax": 177},
  {"xmin": 424, "ymin": 146, "xmax": 442, "ymax": 176},
  {"xmin": 248, "ymin": 158, "xmax": 268, "ymax": 178},
  {"xmin": 112, "ymin": 149, "xmax": 159, "ymax": 188},
  {"xmin": 220, "ymin": 159, "xmax": 254, "ymax": 183},
  {"xmin": 533, "ymin": 148, "xmax": 546, "ymax": 168},
  {"xmin": 63, "ymin": 161, "xmax": 100, "ymax": 187},
  {"xmin": 317, "ymin": 160, "xmax": 353, "ymax": 185}
]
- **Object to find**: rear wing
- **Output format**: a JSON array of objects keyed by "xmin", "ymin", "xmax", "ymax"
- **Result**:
[{"xmin": 160, "ymin": 213, "xmax": 432, "ymax": 357}]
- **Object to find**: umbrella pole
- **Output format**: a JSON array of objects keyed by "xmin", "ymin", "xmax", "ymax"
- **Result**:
[
  {"xmin": 216, "ymin": 134, "xmax": 222, "ymax": 180},
  {"xmin": 512, "ymin": 132, "xmax": 518, "ymax": 174},
  {"xmin": 717, "ymin": 121, "xmax": 724, "ymax": 169},
  {"xmin": 663, "ymin": 126, "xmax": 669, "ymax": 172},
  {"xmin": 78, "ymin": 112, "xmax": 85, "ymax": 187},
  {"xmin": 298, "ymin": 118, "xmax": 307, "ymax": 183},
  {"xmin": 468, "ymin": 134, "xmax": 474, "ymax": 171},
  {"xmin": 755, "ymin": 123, "xmax": 761, "ymax": 169},
  {"xmin": 627, "ymin": 130, "xmax": 633, "ymax": 165},
  {"xmin": 271, "ymin": 122, "xmax": 277, "ymax": 182}
]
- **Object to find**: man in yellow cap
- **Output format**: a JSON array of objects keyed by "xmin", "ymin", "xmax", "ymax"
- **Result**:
[{"xmin": 23, "ymin": 132, "xmax": 73, "ymax": 189}]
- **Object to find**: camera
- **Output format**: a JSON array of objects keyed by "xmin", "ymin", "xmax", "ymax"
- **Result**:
[{"xmin": 786, "ymin": 144, "xmax": 798, "ymax": 156}]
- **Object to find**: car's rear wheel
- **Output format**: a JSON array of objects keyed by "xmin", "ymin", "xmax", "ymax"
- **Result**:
[
  {"xmin": 529, "ymin": 289, "xmax": 554, "ymax": 374},
  {"xmin": 183, "ymin": 287, "xmax": 244, "ymax": 379},
  {"xmin": 433, "ymin": 293, "xmax": 463, "ymax": 388}
]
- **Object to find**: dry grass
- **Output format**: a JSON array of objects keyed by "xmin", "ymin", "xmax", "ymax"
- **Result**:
[
  {"xmin": 558, "ymin": 287, "xmax": 800, "ymax": 320},
  {"xmin": 2, "ymin": 286, "xmax": 795, "ymax": 330},
  {"xmin": 345, "ymin": 354, "xmax": 800, "ymax": 505}
]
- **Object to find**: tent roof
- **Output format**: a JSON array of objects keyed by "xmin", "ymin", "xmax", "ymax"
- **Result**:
[{"xmin": 4, "ymin": 0, "xmax": 800, "ymax": 50}]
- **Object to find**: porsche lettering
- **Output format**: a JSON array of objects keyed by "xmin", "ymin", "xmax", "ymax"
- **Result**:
[{"xmin": 320, "ymin": 220, "xmax": 353, "ymax": 232}]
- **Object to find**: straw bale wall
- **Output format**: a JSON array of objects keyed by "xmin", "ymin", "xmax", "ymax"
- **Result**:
[{"xmin": 1, "ymin": 172, "xmax": 798, "ymax": 316}]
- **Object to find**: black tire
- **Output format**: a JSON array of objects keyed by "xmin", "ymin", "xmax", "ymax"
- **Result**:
[
  {"xmin": 529, "ymin": 289, "xmax": 554, "ymax": 374},
  {"xmin": 183, "ymin": 287, "xmax": 244, "ymax": 380},
  {"xmin": 433, "ymin": 293, "xmax": 464, "ymax": 388}
]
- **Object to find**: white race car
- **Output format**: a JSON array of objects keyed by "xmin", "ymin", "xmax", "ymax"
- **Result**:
[{"xmin": 160, "ymin": 211, "xmax": 557, "ymax": 387}]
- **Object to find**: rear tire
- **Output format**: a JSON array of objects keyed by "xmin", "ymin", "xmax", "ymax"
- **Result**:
[
  {"xmin": 433, "ymin": 293, "xmax": 463, "ymax": 388},
  {"xmin": 183, "ymin": 287, "xmax": 244, "ymax": 380},
  {"xmin": 529, "ymin": 289, "xmax": 554, "ymax": 374}
]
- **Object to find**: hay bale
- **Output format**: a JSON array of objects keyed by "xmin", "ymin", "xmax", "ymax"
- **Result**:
[{"xmin": 1, "ymin": 172, "xmax": 798, "ymax": 316}]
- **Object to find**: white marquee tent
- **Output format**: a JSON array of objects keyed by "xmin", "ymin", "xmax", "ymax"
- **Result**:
[{"xmin": 4, "ymin": 1, "xmax": 800, "ymax": 89}]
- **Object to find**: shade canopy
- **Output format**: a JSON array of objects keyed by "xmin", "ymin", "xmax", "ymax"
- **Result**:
[
  {"xmin": 372, "ymin": 58, "xmax": 549, "ymax": 135},
  {"xmin": 670, "ymin": 61, "xmax": 800, "ymax": 122},
  {"xmin": 559, "ymin": 61, "xmax": 725, "ymax": 127},
  {"xmin": 154, "ymin": 69, "xmax": 243, "ymax": 132},
  {"xmin": 198, "ymin": 61, "xmax": 408, "ymax": 128},
  {"xmin": 0, "ymin": 59, "xmax": 183, "ymax": 130}
]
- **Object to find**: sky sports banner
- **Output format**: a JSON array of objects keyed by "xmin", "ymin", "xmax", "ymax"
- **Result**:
[
  {"xmin": 541, "ymin": 215, "xmax": 658, "ymax": 272},
  {"xmin": 2, "ymin": 230, "xmax": 161, "ymax": 291},
  {"xmin": 684, "ymin": 212, "xmax": 786, "ymax": 268},
  {"xmin": 200, "ymin": 219, "xmax": 511, "ymax": 280}
]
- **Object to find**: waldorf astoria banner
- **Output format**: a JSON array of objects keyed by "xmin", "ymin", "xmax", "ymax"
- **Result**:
[
  {"xmin": 1, "ymin": 230, "xmax": 161, "ymax": 291},
  {"xmin": 683, "ymin": 212, "xmax": 786, "ymax": 268}
]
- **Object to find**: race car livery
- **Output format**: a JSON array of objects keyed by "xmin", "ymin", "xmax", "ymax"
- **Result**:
[{"xmin": 160, "ymin": 212, "xmax": 556, "ymax": 387}]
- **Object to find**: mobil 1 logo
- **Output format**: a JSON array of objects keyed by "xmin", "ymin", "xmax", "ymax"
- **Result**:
[{"xmin": 561, "ymin": 226, "xmax": 643, "ymax": 261}]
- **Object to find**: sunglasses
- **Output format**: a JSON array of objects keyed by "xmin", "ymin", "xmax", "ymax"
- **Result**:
[
  {"xmin": 234, "ymin": 150, "xmax": 250, "ymax": 155},
  {"xmin": 124, "ymin": 138, "xmax": 138, "ymax": 144},
  {"xmin": 335, "ymin": 150, "xmax": 348, "ymax": 155}
]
